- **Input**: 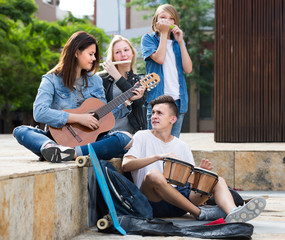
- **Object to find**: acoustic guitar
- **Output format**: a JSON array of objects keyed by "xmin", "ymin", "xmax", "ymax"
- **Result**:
[{"xmin": 49, "ymin": 73, "xmax": 160, "ymax": 148}]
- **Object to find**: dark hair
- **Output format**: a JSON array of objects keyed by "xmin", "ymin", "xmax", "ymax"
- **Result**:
[
  {"xmin": 150, "ymin": 95, "xmax": 178, "ymax": 116},
  {"xmin": 48, "ymin": 31, "xmax": 100, "ymax": 90}
]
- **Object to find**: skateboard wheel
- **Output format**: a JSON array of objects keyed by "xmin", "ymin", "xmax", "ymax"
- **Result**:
[
  {"xmin": 97, "ymin": 218, "xmax": 110, "ymax": 230},
  {"xmin": 75, "ymin": 156, "xmax": 88, "ymax": 167}
]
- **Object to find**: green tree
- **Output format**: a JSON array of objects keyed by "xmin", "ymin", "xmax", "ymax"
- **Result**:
[
  {"xmin": 130, "ymin": 36, "xmax": 146, "ymax": 74},
  {"xmin": 0, "ymin": 0, "xmax": 40, "ymax": 131},
  {"xmin": 0, "ymin": 0, "xmax": 109, "ymax": 133}
]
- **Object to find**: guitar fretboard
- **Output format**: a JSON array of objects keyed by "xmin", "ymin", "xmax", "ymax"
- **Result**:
[{"xmin": 94, "ymin": 84, "xmax": 139, "ymax": 119}]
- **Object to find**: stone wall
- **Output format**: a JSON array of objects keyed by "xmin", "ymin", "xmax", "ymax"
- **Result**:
[
  {"xmin": 0, "ymin": 167, "xmax": 88, "ymax": 240},
  {"xmin": 111, "ymin": 152, "xmax": 285, "ymax": 191},
  {"xmin": 1, "ymin": 150, "xmax": 284, "ymax": 239},
  {"xmin": 192, "ymin": 151, "xmax": 285, "ymax": 191}
]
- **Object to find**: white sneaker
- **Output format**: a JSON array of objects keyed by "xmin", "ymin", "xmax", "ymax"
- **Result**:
[
  {"xmin": 225, "ymin": 197, "xmax": 266, "ymax": 223},
  {"xmin": 41, "ymin": 142, "xmax": 75, "ymax": 163}
]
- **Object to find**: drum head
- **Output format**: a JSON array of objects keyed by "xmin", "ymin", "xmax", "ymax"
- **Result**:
[
  {"xmin": 164, "ymin": 157, "xmax": 194, "ymax": 169},
  {"xmin": 194, "ymin": 167, "xmax": 218, "ymax": 177}
]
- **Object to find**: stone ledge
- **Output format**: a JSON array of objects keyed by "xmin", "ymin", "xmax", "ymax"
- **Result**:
[
  {"xmin": 192, "ymin": 150, "xmax": 285, "ymax": 191},
  {"xmin": 0, "ymin": 157, "xmax": 78, "ymax": 181},
  {"xmin": 0, "ymin": 166, "xmax": 88, "ymax": 240}
]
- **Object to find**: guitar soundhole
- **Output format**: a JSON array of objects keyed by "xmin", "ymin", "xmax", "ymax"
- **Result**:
[{"xmin": 93, "ymin": 112, "xmax": 100, "ymax": 120}]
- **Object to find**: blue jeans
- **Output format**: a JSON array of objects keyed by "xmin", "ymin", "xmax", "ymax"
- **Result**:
[
  {"xmin": 149, "ymin": 186, "xmax": 191, "ymax": 218},
  {"xmin": 13, "ymin": 125, "xmax": 131, "ymax": 160},
  {"xmin": 146, "ymin": 100, "xmax": 185, "ymax": 138}
]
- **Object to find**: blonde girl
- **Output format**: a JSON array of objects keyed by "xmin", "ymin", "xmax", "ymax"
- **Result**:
[{"xmin": 141, "ymin": 4, "xmax": 192, "ymax": 138}]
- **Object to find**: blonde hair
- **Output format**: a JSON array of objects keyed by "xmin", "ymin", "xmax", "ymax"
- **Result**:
[
  {"xmin": 151, "ymin": 4, "xmax": 179, "ymax": 32},
  {"xmin": 106, "ymin": 35, "xmax": 136, "ymax": 73}
]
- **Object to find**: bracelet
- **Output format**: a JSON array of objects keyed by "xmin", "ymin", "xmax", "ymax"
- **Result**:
[{"xmin": 125, "ymin": 100, "xmax": 133, "ymax": 106}]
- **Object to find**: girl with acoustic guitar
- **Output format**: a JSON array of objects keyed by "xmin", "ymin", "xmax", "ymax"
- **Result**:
[
  {"xmin": 100, "ymin": 35, "xmax": 147, "ymax": 134},
  {"xmin": 13, "ymin": 31, "xmax": 145, "ymax": 163}
]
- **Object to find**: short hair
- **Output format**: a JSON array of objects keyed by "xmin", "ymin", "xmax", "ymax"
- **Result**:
[
  {"xmin": 151, "ymin": 4, "xmax": 180, "ymax": 32},
  {"xmin": 150, "ymin": 95, "xmax": 178, "ymax": 117}
]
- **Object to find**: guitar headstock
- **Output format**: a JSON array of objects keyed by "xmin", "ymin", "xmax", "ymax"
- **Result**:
[{"xmin": 140, "ymin": 73, "xmax": 160, "ymax": 91}]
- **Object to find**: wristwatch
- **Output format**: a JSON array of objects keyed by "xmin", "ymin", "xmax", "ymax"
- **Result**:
[{"xmin": 125, "ymin": 99, "xmax": 133, "ymax": 106}]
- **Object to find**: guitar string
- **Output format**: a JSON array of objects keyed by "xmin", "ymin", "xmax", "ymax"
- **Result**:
[
  {"xmin": 95, "ymin": 85, "xmax": 138, "ymax": 119},
  {"xmin": 95, "ymin": 74, "xmax": 158, "ymax": 119}
]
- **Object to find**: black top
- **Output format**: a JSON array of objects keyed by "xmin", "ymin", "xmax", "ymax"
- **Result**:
[{"xmin": 102, "ymin": 70, "xmax": 147, "ymax": 133}]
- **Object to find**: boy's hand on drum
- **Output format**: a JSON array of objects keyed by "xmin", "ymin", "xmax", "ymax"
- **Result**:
[
  {"xmin": 157, "ymin": 153, "xmax": 180, "ymax": 161},
  {"xmin": 199, "ymin": 158, "xmax": 214, "ymax": 171}
]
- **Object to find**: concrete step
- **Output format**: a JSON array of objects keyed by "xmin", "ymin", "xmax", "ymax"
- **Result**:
[{"xmin": 1, "ymin": 133, "xmax": 285, "ymax": 239}]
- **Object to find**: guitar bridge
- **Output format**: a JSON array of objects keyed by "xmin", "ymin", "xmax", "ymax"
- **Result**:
[{"xmin": 66, "ymin": 124, "xmax": 82, "ymax": 143}]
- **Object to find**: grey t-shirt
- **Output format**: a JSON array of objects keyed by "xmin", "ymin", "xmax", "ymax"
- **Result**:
[
  {"xmin": 74, "ymin": 77, "xmax": 85, "ymax": 107},
  {"xmin": 112, "ymin": 83, "xmax": 135, "ymax": 133}
]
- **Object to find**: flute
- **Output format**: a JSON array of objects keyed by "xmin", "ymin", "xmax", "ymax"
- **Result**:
[
  {"xmin": 97, "ymin": 60, "xmax": 132, "ymax": 75},
  {"xmin": 99, "ymin": 59, "xmax": 131, "ymax": 66}
]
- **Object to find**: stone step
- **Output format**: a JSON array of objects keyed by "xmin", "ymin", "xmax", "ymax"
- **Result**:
[
  {"xmin": 1, "ymin": 133, "xmax": 285, "ymax": 239},
  {"xmin": 0, "ymin": 160, "xmax": 88, "ymax": 239}
]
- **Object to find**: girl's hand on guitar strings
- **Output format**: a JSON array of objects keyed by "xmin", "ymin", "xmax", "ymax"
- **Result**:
[
  {"xmin": 129, "ymin": 84, "xmax": 145, "ymax": 101},
  {"xmin": 77, "ymin": 113, "xmax": 100, "ymax": 130}
]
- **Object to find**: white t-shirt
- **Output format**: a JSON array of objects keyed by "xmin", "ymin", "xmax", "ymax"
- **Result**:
[
  {"xmin": 124, "ymin": 130, "xmax": 195, "ymax": 188},
  {"xmin": 163, "ymin": 40, "xmax": 180, "ymax": 100}
]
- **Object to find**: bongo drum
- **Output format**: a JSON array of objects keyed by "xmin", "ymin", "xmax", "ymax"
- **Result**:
[
  {"xmin": 163, "ymin": 157, "xmax": 194, "ymax": 186},
  {"xmin": 190, "ymin": 167, "xmax": 219, "ymax": 197}
]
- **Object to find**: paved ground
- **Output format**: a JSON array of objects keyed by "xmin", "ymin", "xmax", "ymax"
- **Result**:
[
  {"xmin": 71, "ymin": 191, "xmax": 285, "ymax": 240},
  {"xmin": 1, "ymin": 133, "xmax": 285, "ymax": 239}
]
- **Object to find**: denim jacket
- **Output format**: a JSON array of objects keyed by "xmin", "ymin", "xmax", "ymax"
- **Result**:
[
  {"xmin": 141, "ymin": 32, "xmax": 188, "ymax": 113},
  {"xmin": 33, "ymin": 73, "xmax": 130, "ymax": 128}
]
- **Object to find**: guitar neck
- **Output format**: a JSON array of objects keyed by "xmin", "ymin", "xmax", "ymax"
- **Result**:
[{"xmin": 95, "ymin": 84, "xmax": 139, "ymax": 119}]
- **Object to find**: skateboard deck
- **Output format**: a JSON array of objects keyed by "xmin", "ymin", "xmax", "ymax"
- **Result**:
[{"xmin": 85, "ymin": 144, "xmax": 126, "ymax": 235}]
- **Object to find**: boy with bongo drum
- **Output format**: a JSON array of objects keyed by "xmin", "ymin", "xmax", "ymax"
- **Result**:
[{"xmin": 122, "ymin": 95, "xmax": 266, "ymax": 222}]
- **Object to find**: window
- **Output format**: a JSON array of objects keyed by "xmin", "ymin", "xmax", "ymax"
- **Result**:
[{"xmin": 42, "ymin": 0, "xmax": 53, "ymax": 5}]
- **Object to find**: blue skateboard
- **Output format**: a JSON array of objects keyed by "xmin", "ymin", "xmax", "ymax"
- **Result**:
[{"xmin": 76, "ymin": 144, "xmax": 126, "ymax": 235}]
